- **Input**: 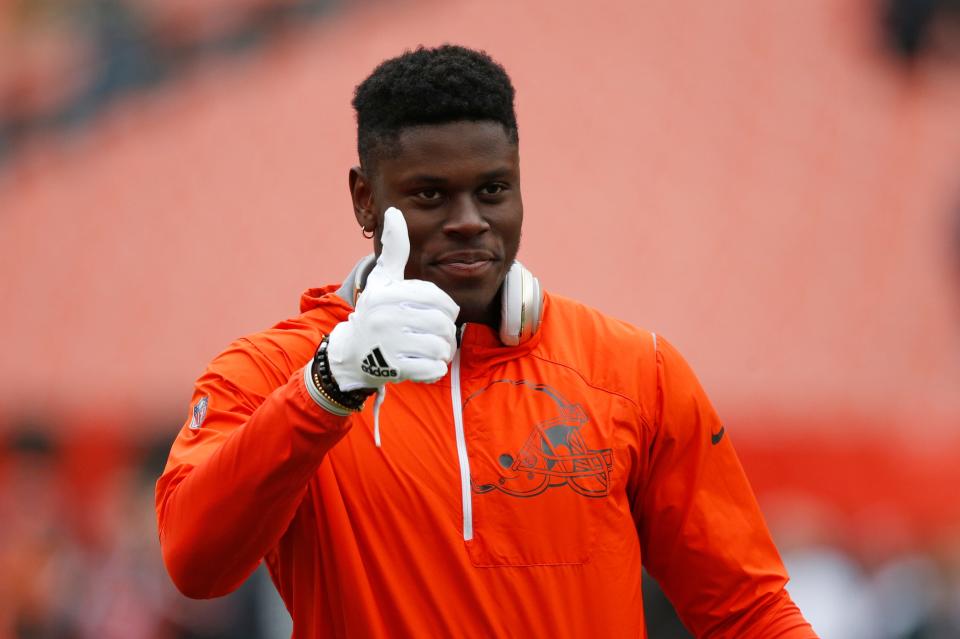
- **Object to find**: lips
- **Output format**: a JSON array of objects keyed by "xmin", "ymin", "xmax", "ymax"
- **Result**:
[{"xmin": 432, "ymin": 250, "xmax": 499, "ymax": 277}]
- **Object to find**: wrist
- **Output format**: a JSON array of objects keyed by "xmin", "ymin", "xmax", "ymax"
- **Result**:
[
  {"xmin": 310, "ymin": 336, "xmax": 375, "ymax": 413},
  {"xmin": 302, "ymin": 363, "xmax": 352, "ymax": 417}
]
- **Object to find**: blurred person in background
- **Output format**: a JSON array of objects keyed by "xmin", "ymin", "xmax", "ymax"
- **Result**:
[
  {"xmin": 0, "ymin": 431, "xmax": 70, "ymax": 638},
  {"xmin": 0, "ymin": 426, "xmax": 266, "ymax": 639},
  {"xmin": 154, "ymin": 44, "xmax": 817, "ymax": 638},
  {"xmin": 0, "ymin": 0, "xmax": 336, "ymax": 161}
]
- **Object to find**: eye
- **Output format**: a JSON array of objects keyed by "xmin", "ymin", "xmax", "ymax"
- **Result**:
[
  {"xmin": 417, "ymin": 189, "xmax": 442, "ymax": 201},
  {"xmin": 479, "ymin": 183, "xmax": 508, "ymax": 198}
]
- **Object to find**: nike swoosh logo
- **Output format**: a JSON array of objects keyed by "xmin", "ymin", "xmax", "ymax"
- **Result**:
[{"xmin": 711, "ymin": 426, "xmax": 725, "ymax": 445}]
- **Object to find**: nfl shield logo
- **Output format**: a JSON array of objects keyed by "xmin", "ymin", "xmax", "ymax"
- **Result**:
[{"xmin": 189, "ymin": 396, "xmax": 209, "ymax": 430}]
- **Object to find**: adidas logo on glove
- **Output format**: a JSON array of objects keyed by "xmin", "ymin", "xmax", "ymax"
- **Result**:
[{"xmin": 360, "ymin": 347, "xmax": 398, "ymax": 378}]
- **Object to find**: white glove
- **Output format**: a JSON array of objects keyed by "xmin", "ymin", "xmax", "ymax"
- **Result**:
[{"xmin": 327, "ymin": 207, "xmax": 459, "ymax": 392}]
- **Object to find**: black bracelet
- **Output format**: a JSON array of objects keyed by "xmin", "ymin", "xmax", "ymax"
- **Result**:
[{"xmin": 312, "ymin": 336, "xmax": 375, "ymax": 411}]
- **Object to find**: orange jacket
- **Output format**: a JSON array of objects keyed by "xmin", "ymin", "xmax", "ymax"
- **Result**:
[{"xmin": 156, "ymin": 283, "xmax": 817, "ymax": 638}]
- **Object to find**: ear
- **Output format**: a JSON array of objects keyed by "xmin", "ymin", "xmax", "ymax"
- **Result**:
[{"xmin": 349, "ymin": 166, "xmax": 376, "ymax": 234}]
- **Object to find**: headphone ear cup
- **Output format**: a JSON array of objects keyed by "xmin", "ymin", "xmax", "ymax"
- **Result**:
[{"xmin": 499, "ymin": 261, "xmax": 543, "ymax": 346}]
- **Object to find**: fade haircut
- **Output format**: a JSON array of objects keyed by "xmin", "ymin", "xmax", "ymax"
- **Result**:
[{"xmin": 352, "ymin": 45, "xmax": 518, "ymax": 170}]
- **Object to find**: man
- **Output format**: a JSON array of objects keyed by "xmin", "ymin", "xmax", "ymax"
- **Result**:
[{"xmin": 156, "ymin": 45, "xmax": 817, "ymax": 638}]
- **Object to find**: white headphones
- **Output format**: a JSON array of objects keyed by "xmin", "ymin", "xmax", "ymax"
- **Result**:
[
  {"xmin": 346, "ymin": 256, "xmax": 543, "ymax": 346},
  {"xmin": 498, "ymin": 261, "xmax": 543, "ymax": 346}
]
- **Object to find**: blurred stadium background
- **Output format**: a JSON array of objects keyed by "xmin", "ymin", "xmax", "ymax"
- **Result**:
[{"xmin": 2, "ymin": 0, "xmax": 960, "ymax": 636}]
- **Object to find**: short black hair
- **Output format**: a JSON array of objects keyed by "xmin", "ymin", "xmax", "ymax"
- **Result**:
[{"xmin": 352, "ymin": 45, "xmax": 518, "ymax": 170}]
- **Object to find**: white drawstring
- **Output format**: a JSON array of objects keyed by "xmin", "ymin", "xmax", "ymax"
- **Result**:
[{"xmin": 372, "ymin": 385, "xmax": 386, "ymax": 448}]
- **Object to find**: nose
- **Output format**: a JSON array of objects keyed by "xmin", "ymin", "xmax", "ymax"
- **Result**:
[{"xmin": 442, "ymin": 194, "xmax": 490, "ymax": 238}]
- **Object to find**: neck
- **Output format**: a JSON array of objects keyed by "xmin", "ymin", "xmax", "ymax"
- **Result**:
[{"xmin": 456, "ymin": 298, "xmax": 501, "ymax": 329}]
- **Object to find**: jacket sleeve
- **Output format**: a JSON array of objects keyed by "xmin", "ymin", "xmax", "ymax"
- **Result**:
[
  {"xmin": 634, "ymin": 336, "xmax": 817, "ymax": 638},
  {"xmin": 155, "ymin": 336, "xmax": 351, "ymax": 599}
]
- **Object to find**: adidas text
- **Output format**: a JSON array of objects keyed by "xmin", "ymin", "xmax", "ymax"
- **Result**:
[
  {"xmin": 362, "ymin": 364, "xmax": 398, "ymax": 377},
  {"xmin": 362, "ymin": 348, "xmax": 398, "ymax": 378}
]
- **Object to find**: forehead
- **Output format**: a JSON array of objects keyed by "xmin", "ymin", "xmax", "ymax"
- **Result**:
[{"xmin": 374, "ymin": 121, "xmax": 518, "ymax": 182}]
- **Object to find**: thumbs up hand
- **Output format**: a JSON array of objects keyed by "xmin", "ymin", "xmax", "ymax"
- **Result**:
[
  {"xmin": 363, "ymin": 206, "xmax": 412, "ymax": 290},
  {"xmin": 326, "ymin": 207, "xmax": 460, "ymax": 391}
]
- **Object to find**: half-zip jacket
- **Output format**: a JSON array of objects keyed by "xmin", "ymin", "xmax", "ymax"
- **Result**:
[{"xmin": 156, "ymin": 282, "xmax": 817, "ymax": 638}]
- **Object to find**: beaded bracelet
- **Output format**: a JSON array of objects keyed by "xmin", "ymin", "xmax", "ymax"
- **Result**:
[{"xmin": 311, "ymin": 336, "xmax": 374, "ymax": 412}]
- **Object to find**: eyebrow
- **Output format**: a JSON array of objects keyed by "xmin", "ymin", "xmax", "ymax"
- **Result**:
[
  {"xmin": 399, "ymin": 167, "xmax": 516, "ymax": 186},
  {"xmin": 401, "ymin": 174, "xmax": 448, "ymax": 185},
  {"xmin": 477, "ymin": 167, "xmax": 515, "ymax": 181}
]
